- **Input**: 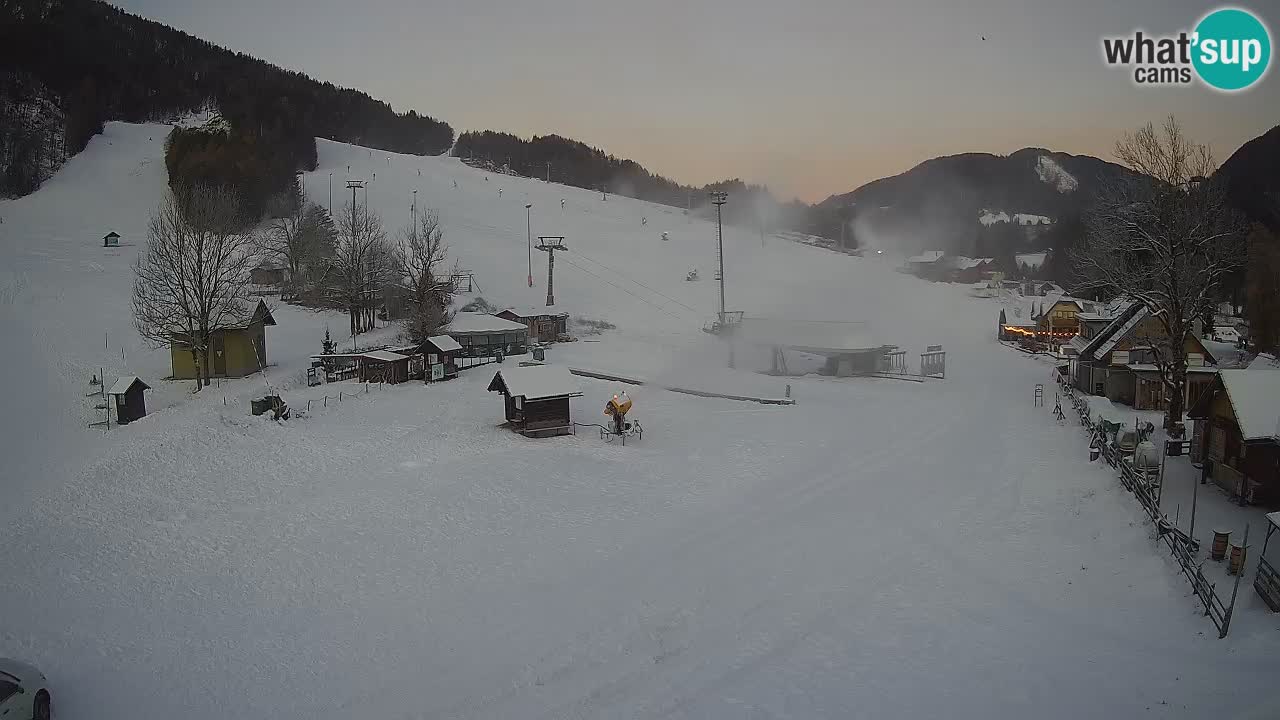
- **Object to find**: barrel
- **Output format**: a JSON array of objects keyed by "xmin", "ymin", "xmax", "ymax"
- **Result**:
[
  {"xmin": 1211, "ymin": 530, "xmax": 1230, "ymax": 561},
  {"xmin": 1228, "ymin": 544, "xmax": 1246, "ymax": 575}
]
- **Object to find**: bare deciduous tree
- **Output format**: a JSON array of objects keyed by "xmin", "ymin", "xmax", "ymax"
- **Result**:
[
  {"xmin": 395, "ymin": 209, "xmax": 454, "ymax": 343},
  {"xmin": 1072, "ymin": 117, "xmax": 1247, "ymax": 430},
  {"xmin": 262, "ymin": 201, "xmax": 335, "ymax": 300},
  {"xmin": 328, "ymin": 200, "xmax": 392, "ymax": 339},
  {"xmin": 132, "ymin": 185, "xmax": 259, "ymax": 389}
]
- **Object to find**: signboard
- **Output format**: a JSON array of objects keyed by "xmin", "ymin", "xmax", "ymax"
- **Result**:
[
  {"xmin": 430, "ymin": 363, "xmax": 444, "ymax": 381},
  {"xmin": 408, "ymin": 354, "xmax": 424, "ymax": 378}
]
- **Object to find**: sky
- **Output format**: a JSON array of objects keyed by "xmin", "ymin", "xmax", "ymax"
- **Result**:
[{"xmin": 114, "ymin": 0, "xmax": 1278, "ymax": 202}]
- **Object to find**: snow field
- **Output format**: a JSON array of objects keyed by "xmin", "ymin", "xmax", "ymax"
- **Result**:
[{"xmin": 2, "ymin": 123, "xmax": 1278, "ymax": 719}]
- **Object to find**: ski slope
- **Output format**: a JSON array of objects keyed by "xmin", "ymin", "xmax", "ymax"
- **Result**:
[{"xmin": 2, "ymin": 123, "xmax": 1280, "ymax": 720}]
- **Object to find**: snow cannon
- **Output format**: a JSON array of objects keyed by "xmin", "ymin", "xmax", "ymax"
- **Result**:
[
  {"xmin": 604, "ymin": 392, "xmax": 632, "ymax": 421},
  {"xmin": 602, "ymin": 392, "xmax": 641, "ymax": 443}
]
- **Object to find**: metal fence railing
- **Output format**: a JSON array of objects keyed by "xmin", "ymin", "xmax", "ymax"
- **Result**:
[{"xmin": 1063, "ymin": 374, "xmax": 1250, "ymax": 638}]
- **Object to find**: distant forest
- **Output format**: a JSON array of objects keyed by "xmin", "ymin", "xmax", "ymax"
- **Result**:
[
  {"xmin": 1, "ymin": 0, "xmax": 844, "ymax": 237},
  {"xmin": 0, "ymin": 0, "xmax": 453, "ymax": 214},
  {"xmin": 454, "ymin": 131, "xmax": 832, "ymax": 236}
]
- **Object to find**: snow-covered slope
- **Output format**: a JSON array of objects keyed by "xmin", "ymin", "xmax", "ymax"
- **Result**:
[
  {"xmin": 3, "ymin": 123, "xmax": 1279, "ymax": 720},
  {"xmin": 1036, "ymin": 154, "xmax": 1079, "ymax": 193}
]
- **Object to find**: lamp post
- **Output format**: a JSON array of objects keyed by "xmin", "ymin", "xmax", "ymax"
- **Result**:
[
  {"xmin": 526, "ymin": 203, "xmax": 533, "ymax": 287},
  {"xmin": 412, "ymin": 189, "xmax": 418, "ymax": 229},
  {"xmin": 711, "ymin": 191, "xmax": 728, "ymax": 326}
]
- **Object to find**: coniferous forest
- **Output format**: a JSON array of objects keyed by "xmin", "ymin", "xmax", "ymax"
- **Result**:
[{"xmin": 1, "ymin": 0, "xmax": 453, "ymax": 208}]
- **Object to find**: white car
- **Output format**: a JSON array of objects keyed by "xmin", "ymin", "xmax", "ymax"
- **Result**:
[
  {"xmin": 0, "ymin": 659, "xmax": 51, "ymax": 720},
  {"xmin": 1212, "ymin": 326, "xmax": 1240, "ymax": 343}
]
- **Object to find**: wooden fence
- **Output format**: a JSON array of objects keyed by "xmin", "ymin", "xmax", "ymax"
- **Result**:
[{"xmin": 1063, "ymin": 376, "xmax": 1249, "ymax": 638}]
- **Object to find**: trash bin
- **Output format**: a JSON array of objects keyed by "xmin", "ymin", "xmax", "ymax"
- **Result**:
[{"xmin": 532, "ymin": 347, "xmax": 545, "ymax": 361}]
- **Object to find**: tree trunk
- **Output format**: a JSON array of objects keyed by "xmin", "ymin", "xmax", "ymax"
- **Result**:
[
  {"xmin": 1166, "ymin": 360, "xmax": 1187, "ymax": 434},
  {"xmin": 190, "ymin": 347, "xmax": 203, "ymax": 392},
  {"xmin": 202, "ymin": 346, "xmax": 212, "ymax": 387}
]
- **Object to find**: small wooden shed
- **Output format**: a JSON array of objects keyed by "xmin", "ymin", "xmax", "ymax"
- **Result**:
[
  {"xmin": 417, "ymin": 335, "xmax": 462, "ymax": 381},
  {"xmin": 107, "ymin": 375, "xmax": 149, "ymax": 424},
  {"xmin": 103, "ymin": 231, "xmax": 120, "ymax": 247},
  {"xmin": 359, "ymin": 350, "xmax": 411, "ymax": 384},
  {"xmin": 250, "ymin": 261, "xmax": 287, "ymax": 286},
  {"xmin": 488, "ymin": 365, "xmax": 581, "ymax": 437}
]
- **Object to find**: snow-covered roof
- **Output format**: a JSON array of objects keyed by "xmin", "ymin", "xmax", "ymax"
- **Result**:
[
  {"xmin": 981, "ymin": 212, "xmax": 1054, "ymax": 227},
  {"xmin": 951, "ymin": 256, "xmax": 993, "ymax": 270},
  {"xmin": 1218, "ymin": 354, "xmax": 1280, "ymax": 441},
  {"xmin": 108, "ymin": 375, "xmax": 148, "ymax": 395},
  {"xmin": 1077, "ymin": 297, "xmax": 1130, "ymax": 322},
  {"xmin": 488, "ymin": 365, "xmax": 580, "ymax": 400},
  {"xmin": 1094, "ymin": 305, "xmax": 1149, "ymax": 358},
  {"xmin": 1268, "ymin": 511, "xmax": 1280, "ymax": 531},
  {"xmin": 425, "ymin": 335, "xmax": 462, "ymax": 352},
  {"xmin": 500, "ymin": 306, "xmax": 570, "ymax": 319},
  {"xmin": 1015, "ymin": 252, "xmax": 1047, "ymax": 268},
  {"xmin": 445, "ymin": 312, "xmax": 528, "ymax": 334},
  {"xmin": 1127, "ymin": 364, "xmax": 1218, "ymax": 374},
  {"xmin": 363, "ymin": 350, "xmax": 409, "ymax": 362},
  {"xmin": 228, "ymin": 299, "xmax": 277, "ymax": 329},
  {"xmin": 907, "ymin": 250, "xmax": 945, "ymax": 264},
  {"xmin": 1068, "ymin": 335, "xmax": 1090, "ymax": 354}
]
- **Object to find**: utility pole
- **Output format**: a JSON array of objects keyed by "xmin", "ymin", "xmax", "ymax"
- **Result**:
[
  {"xmin": 329, "ymin": 172, "xmax": 333, "ymax": 217},
  {"xmin": 536, "ymin": 236, "xmax": 567, "ymax": 306},
  {"xmin": 711, "ymin": 191, "xmax": 728, "ymax": 326},
  {"xmin": 347, "ymin": 180, "xmax": 366, "ymax": 338},
  {"xmin": 545, "ymin": 161, "xmax": 551, "ymax": 182},
  {"xmin": 526, "ymin": 203, "xmax": 534, "ymax": 287}
]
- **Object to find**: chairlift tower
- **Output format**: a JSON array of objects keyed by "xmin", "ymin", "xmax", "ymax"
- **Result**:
[{"xmin": 536, "ymin": 236, "xmax": 567, "ymax": 306}]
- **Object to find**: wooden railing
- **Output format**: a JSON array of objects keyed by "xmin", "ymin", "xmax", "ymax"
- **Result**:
[
  {"xmin": 1069, "ymin": 386, "xmax": 1251, "ymax": 637},
  {"xmin": 1256, "ymin": 557, "xmax": 1280, "ymax": 612}
]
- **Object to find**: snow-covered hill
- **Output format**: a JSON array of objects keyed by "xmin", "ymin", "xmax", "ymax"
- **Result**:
[{"xmin": 3, "ymin": 123, "xmax": 1278, "ymax": 720}]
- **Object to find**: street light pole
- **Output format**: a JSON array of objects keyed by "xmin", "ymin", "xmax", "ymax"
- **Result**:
[
  {"xmin": 711, "ymin": 191, "xmax": 728, "ymax": 326},
  {"xmin": 526, "ymin": 203, "xmax": 533, "ymax": 287}
]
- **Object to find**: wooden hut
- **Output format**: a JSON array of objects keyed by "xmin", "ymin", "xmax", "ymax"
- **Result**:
[
  {"xmin": 103, "ymin": 231, "xmax": 120, "ymax": 247},
  {"xmin": 497, "ymin": 308, "xmax": 570, "ymax": 343},
  {"xmin": 170, "ymin": 300, "xmax": 276, "ymax": 379},
  {"xmin": 1188, "ymin": 354, "xmax": 1280, "ymax": 505},
  {"xmin": 445, "ymin": 312, "xmax": 529, "ymax": 357},
  {"xmin": 249, "ymin": 261, "xmax": 287, "ymax": 286},
  {"xmin": 107, "ymin": 375, "xmax": 149, "ymax": 424},
  {"xmin": 487, "ymin": 365, "xmax": 581, "ymax": 437},
  {"xmin": 417, "ymin": 335, "xmax": 462, "ymax": 381},
  {"xmin": 359, "ymin": 350, "xmax": 411, "ymax": 384}
]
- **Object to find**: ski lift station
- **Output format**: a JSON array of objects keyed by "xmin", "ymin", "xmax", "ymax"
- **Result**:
[{"xmin": 731, "ymin": 317, "xmax": 900, "ymax": 377}]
